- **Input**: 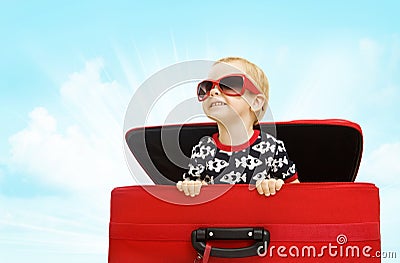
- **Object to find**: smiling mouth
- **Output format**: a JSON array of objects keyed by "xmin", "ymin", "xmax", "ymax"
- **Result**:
[{"xmin": 210, "ymin": 101, "xmax": 227, "ymax": 107}]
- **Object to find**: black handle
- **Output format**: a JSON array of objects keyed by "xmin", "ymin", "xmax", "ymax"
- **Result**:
[{"xmin": 191, "ymin": 227, "xmax": 270, "ymax": 258}]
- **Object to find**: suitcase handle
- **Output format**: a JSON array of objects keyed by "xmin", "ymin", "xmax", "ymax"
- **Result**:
[{"xmin": 191, "ymin": 227, "xmax": 270, "ymax": 258}]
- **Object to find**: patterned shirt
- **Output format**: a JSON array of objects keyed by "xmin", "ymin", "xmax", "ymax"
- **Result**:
[{"xmin": 183, "ymin": 130, "xmax": 298, "ymax": 184}]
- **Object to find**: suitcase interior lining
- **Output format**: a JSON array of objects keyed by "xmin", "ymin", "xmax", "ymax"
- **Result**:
[{"xmin": 126, "ymin": 121, "xmax": 363, "ymax": 184}]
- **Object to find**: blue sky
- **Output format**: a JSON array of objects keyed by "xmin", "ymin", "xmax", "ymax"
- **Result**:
[{"xmin": 1, "ymin": 1, "xmax": 399, "ymax": 262}]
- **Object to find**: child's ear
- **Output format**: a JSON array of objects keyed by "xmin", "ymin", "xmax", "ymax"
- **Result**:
[{"xmin": 250, "ymin": 94, "xmax": 266, "ymax": 112}]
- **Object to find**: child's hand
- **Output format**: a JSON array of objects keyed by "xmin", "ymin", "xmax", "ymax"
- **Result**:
[
  {"xmin": 176, "ymin": 180, "xmax": 207, "ymax": 197},
  {"xmin": 256, "ymin": 178, "xmax": 284, "ymax": 197}
]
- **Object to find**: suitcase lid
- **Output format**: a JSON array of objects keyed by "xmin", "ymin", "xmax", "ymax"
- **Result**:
[{"xmin": 125, "ymin": 119, "xmax": 363, "ymax": 184}]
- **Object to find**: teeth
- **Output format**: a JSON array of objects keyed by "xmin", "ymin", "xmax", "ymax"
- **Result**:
[{"xmin": 211, "ymin": 102, "xmax": 225, "ymax": 107}]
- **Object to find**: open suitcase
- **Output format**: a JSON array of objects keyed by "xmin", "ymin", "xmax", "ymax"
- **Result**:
[{"xmin": 109, "ymin": 119, "xmax": 380, "ymax": 262}]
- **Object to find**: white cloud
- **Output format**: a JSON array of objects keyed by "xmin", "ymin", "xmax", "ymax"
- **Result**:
[
  {"xmin": 9, "ymin": 107, "xmax": 123, "ymax": 193},
  {"xmin": 358, "ymin": 142, "xmax": 400, "ymax": 188},
  {"xmin": 0, "ymin": 195, "xmax": 108, "ymax": 263},
  {"xmin": 273, "ymin": 36, "xmax": 400, "ymax": 123},
  {"xmin": 359, "ymin": 38, "xmax": 382, "ymax": 69},
  {"xmin": 278, "ymin": 49, "xmax": 361, "ymax": 120},
  {"xmin": 8, "ymin": 59, "xmax": 133, "ymax": 195},
  {"xmin": 60, "ymin": 58, "xmax": 130, "ymax": 139},
  {"xmin": 3, "ymin": 58, "xmax": 138, "ymax": 263}
]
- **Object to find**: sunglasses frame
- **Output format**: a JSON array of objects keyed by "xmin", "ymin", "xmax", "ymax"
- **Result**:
[{"xmin": 196, "ymin": 74, "xmax": 261, "ymax": 101}]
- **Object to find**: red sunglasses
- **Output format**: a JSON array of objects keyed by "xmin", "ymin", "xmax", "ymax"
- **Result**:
[{"xmin": 196, "ymin": 74, "xmax": 261, "ymax": 101}]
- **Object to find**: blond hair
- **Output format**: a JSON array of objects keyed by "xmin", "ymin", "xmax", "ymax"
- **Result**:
[{"xmin": 215, "ymin": 57, "xmax": 269, "ymax": 123}]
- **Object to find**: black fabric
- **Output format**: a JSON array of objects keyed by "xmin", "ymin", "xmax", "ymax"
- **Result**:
[{"xmin": 125, "ymin": 121, "xmax": 363, "ymax": 184}]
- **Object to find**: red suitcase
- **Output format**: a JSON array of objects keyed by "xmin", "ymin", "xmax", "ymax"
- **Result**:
[
  {"xmin": 109, "ymin": 183, "xmax": 380, "ymax": 262},
  {"xmin": 109, "ymin": 120, "xmax": 380, "ymax": 262}
]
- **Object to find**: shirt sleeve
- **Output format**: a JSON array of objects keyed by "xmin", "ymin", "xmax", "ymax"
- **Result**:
[
  {"xmin": 267, "ymin": 139, "xmax": 298, "ymax": 182},
  {"xmin": 183, "ymin": 136, "xmax": 216, "ymax": 181}
]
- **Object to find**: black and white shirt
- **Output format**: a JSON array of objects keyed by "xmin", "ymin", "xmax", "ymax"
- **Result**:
[{"xmin": 184, "ymin": 130, "xmax": 298, "ymax": 184}]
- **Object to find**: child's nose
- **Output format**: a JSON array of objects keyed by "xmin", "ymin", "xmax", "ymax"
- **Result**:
[{"xmin": 210, "ymin": 84, "xmax": 220, "ymax": 96}]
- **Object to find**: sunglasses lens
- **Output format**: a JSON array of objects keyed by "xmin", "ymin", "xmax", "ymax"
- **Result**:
[
  {"xmin": 197, "ymin": 81, "xmax": 213, "ymax": 100},
  {"xmin": 219, "ymin": 76, "xmax": 244, "ymax": 95}
]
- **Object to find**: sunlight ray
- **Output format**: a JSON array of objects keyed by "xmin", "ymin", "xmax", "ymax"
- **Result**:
[
  {"xmin": 132, "ymin": 40, "xmax": 148, "ymax": 76},
  {"xmin": 170, "ymin": 29, "xmax": 179, "ymax": 62},
  {"xmin": 113, "ymin": 46, "xmax": 140, "ymax": 91}
]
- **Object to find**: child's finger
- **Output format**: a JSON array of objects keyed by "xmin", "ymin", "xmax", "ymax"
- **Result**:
[
  {"xmin": 276, "ymin": 179, "xmax": 284, "ymax": 191},
  {"xmin": 261, "ymin": 180, "xmax": 270, "ymax": 196},
  {"xmin": 176, "ymin": 181, "xmax": 183, "ymax": 191},
  {"xmin": 182, "ymin": 181, "xmax": 190, "ymax": 196},
  {"xmin": 268, "ymin": 179, "xmax": 277, "ymax": 195},
  {"xmin": 256, "ymin": 180, "xmax": 264, "ymax": 194},
  {"xmin": 188, "ymin": 181, "xmax": 195, "ymax": 197},
  {"xmin": 194, "ymin": 181, "xmax": 202, "ymax": 196}
]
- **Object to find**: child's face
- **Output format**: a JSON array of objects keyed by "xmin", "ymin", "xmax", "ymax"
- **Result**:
[{"xmin": 201, "ymin": 61, "xmax": 259, "ymax": 126}]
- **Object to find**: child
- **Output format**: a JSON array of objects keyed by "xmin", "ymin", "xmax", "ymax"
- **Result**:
[{"xmin": 176, "ymin": 57, "xmax": 299, "ymax": 197}]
